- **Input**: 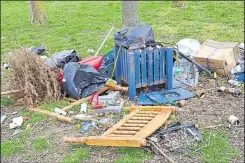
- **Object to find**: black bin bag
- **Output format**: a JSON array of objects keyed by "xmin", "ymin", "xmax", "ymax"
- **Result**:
[
  {"xmin": 52, "ymin": 50, "xmax": 80, "ymax": 68},
  {"xmin": 114, "ymin": 23, "xmax": 155, "ymax": 48},
  {"xmin": 62, "ymin": 62, "xmax": 108, "ymax": 99}
]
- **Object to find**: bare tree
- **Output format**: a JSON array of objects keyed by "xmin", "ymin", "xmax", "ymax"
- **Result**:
[
  {"xmin": 122, "ymin": 1, "xmax": 139, "ymax": 27},
  {"xmin": 171, "ymin": 1, "xmax": 185, "ymax": 8},
  {"xmin": 29, "ymin": 1, "xmax": 46, "ymax": 24}
]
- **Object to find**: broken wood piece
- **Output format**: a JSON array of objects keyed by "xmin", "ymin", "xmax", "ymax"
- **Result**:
[
  {"xmin": 61, "ymin": 87, "xmax": 109, "ymax": 111},
  {"xmin": 124, "ymin": 106, "xmax": 176, "ymax": 113},
  {"xmin": 1, "ymin": 89, "xmax": 23, "ymax": 95},
  {"xmin": 63, "ymin": 136, "xmax": 147, "ymax": 147},
  {"xmin": 29, "ymin": 107, "xmax": 72, "ymax": 123},
  {"xmin": 148, "ymin": 140, "xmax": 175, "ymax": 163},
  {"xmin": 105, "ymin": 84, "xmax": 128, "ymax": 91},
  {"xmin": 63, "ymin": 107, "xmax": 173, "ymax": 147}
]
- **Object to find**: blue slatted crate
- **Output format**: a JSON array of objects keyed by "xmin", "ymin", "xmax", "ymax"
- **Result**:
[{"xmin": 114, "ymin": 46, "xmax": 174, "ymax": 101}]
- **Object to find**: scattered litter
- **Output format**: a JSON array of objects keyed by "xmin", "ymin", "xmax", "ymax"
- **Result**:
[
  {"xmin": 22, "ymin": 115, "xmax": 31, "ymax": 120},
  {"xmin": 72, "ymin": 114, "xmax": 93, "ymax": 121},
  {"xmin": 29, "ymin": 45, "xmax": 45, "ymax": 55},
  {"xmin": 81, "ymin": 121, "xmax": 97, "ymax": 134},
  {"xmin": 1, "ymin": 63, "xmax": 9, "ymax": 70},
  {"xmin": 194, "ymin": 40, "xmax": 240, "ymax": 76},
  {"xmin": 195, "ymin": 90, "xmax": 205, "ymax": 98},
  {"xmin": 98, "ymin": 91, "xmax": 120, "ymax": 105},
  {"xmin": 62, "ymin": 62, "xmax": 107, "ymax": 99},
  {"xmin": 173, "ymin": 58, "xmax": 199, "ymax": 88},
  {"xmin": 99, "ymin": 118, "xmax": 110, "ymax": 124},
  {"xmin": 11, "ymin": 129, "xmax": 22, "ymax": 137},
  {"xmin": 228, "ymin": 79, "xmax": 241, "ymax": 87},
  {"xmin": 153, "ymin": 122, "xmax": 202, "ymax": 141},
  {"xmin": 114, "ymin": 23, "xmax": 155, "ymax": 49},
  {"xmin": 95, "ymin": 99, "xmax": 124, "ymax": 114},
  {"xmin": 26, "ymin": 124, "xmax": 31, "ymax": 129},
  {"xmin": 176, "ymin": 38, "xmax": 200, "ymax": 57},
  {"xmin": 217, "ymin": 86, "xmax": 226, "ymax": 92},
  {"xmin": 40, "ymin": 55, "xmax": 56, "ymax": 68},
  {"xmin": 80, "ymin": 103, "xmax": 87, "ymax": 113},
  {"xmin": 9, "ymin": 116, "xmax": 24, "ymax": 129},
  {"xmin": 87, "ymin": 49, "xmax": 95, "ymax": 55},
  {"xmin": 51, "ymin": 49, "xmax": 80, "ymax": 68},
  {"xmin": 78, "ymin": 56, "xmax": 103, "ymax": 70},
  {"xmin": 176, "ymin": 100, "xmax": 186, "ymax": 108},
  {"xmin": 137, "ymin": 88, "xmax": 195, "ymax": 105},
  {"xmin": 12, "ymin": 111, "xmax": 18, "ymax": 115},
  {"xmin": 54, "ymin": 108, "xmax": 67, "ymax": 116},
  {"xmin": 98, "ymin": 50, "xmax": 114, "ymax": 78},
  {"xmin": 90, "ymin": 93, "xmax": 103, "ymax": 109},
  {"xmin": 228, "ymin": 115, "xmax": 240, "ymax": 125},
  {"xmin": 1, "ymin": 115, "xmax": 7, "ymax": 124}
]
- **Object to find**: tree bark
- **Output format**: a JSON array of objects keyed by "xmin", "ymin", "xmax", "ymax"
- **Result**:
[
  {"xmin": 122, "ymin": 1, "xmax": 139, "ymax": 28},
  {"xmin": 171, "ymin": 1, "xmax": 185, "ymax": 8},
  {"xmin": 29, "ymin": 1, "xmax": 46, "ymax": 24}
]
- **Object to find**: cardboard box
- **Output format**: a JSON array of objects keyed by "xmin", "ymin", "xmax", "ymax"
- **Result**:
[{"xmin": 194, "ymin": 40, "xmax": 240, "ymax": 76}]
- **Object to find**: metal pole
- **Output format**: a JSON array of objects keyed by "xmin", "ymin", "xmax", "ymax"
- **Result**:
[{"xmin": 94, "ymin": 26, "xmax": 115, "ymax": 56}]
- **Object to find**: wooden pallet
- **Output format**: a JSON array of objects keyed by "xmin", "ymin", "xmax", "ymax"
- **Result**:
[{"xmin": 64, "ymin": 106, "xmax": 176, "ymax": 147}]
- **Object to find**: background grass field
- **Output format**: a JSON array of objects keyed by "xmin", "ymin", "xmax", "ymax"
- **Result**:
[{"xmin": 1, "ymin": 1, "xmax": 244, "ymax": 163}]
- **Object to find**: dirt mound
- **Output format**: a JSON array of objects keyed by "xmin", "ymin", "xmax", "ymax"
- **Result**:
[{"xmin": 7, "ymin": 48, "xmax": 61, "ymax": 106}]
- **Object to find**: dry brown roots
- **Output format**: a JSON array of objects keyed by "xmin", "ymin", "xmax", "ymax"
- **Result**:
[{"xmin": 7, "ymin": 48, "xmax": 61, "ymax": 106}]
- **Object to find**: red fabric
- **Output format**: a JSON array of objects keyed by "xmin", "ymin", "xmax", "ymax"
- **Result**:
[
  {"xmin": 58, "ymin": 72, "xmax": 63, "ymax": 83},
  {"xmin": 78, "ymin": 56, "xmax": 103, "ymax": 70}
]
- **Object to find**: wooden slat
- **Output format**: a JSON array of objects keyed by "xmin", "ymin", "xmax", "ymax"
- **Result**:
[
  {"xmin": 147, "ymin": 49, "xmax": 153, "ymax": 86},
  {"xmin": 130, "ymin": 117, "xmax": 152, "ymax": 120},
  {"xmin": 118, "ymin": 127, "xmax": 142, "ymax": 131},
  {"xmin": 124, "ymin": 106, "xmax": 176, "ymax": 113},
  {"xmin": 134, "ymin": 110, "xmax": 171, "ymax": 139},
  {"xmin": 62, "ymin": 87, "xmax": 109, "ymax": 111},
  {"xmin": 64, "ymin": 136, "xmax": 146, "ymax": 147},
  {"xmin": 127, "ymin": 120, "xmax": 149, "ymax": 124},
  {"xmin": 29, "ymin": 107, "xmax": 72, "ymax": 123},
  {"xmin": 134, "ymin": 114, "xmax": 156, "ymax": 117},
  {"xmin": 141, "ymin": 50, "xmax": 147, "ymax": 87},
  {"xmin": 159, "ymin": 48, "xmax": 165, "ymax": 83},
  {"xmin": 113, "ymin": 131, "xmax": 137, "ymax": 135},
  {"xmin": 108, "ymin": 134, "xmax": 132, "ymax": 137},
  {"xmin": 101, "ymin": 110, "xmax": 140, "ymax": 136},
  {"xmin": 153, "ymin": 48, "xmax": 159, "ymax": 85},
  {"xmin": 122, "ymin": 123, "xmax": 146, "ymax": 127},
  {"xmin": 139, "ymin": 112, "xmax": 158, "ymax": 114},
  {"xmin": 135, "ymin": 51, "xmax": 141, "ymax": 88}
]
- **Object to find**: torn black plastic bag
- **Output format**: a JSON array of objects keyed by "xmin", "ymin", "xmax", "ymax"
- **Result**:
[
  {"xmin": 114, "ymin": 23, "xmax": 155, "ymax": 48},
  {"xmin": 62, "ymin": 62, "xmax": 108, "ymax": 99},
  {"xmin": 52, "ymin": 50, "xmax": 80, "ymax": 68}
]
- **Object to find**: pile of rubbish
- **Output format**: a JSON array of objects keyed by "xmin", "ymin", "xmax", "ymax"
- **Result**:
[{"xmin": 1, "ymin": 23, "xmax": 244, "ymax": 162}]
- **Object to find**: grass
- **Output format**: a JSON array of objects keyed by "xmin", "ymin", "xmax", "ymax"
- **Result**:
[
  {"xmin": 191, "ymin": 129, "xmax": 241, "ymax": 163},
  {"xmin": 32, "ymin": 137, "xmax": 51, "ymax": 151},
  {"xmin": 1, "ymin": 131, "xmax": 52, "ymax": 157},
  {"xmin": 1, "ymin": 97, "xmax": 15, "ymax": 107},
  {"xmin": 1, "ymin": 138, "xmax": 27, "ymax": 157},
  {"xmin": 114, "ymin": 147, "xmax": 152, "ymax": 163},
  {"xmin": 62, "ymin": 146, "xmax": 90, "ymax": 163},
  {"xmin": 1, "ymin": 1, "xmax": 243, "ymax": 162},
  {"xmin": 1, "ymin": 1, "xmax": 243, "ymax": 61}
]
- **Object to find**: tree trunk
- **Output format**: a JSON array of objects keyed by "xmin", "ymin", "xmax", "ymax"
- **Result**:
[
  {"xmin": 171, "ymin": 1, "xmax": 185, "ymax": 8},
  {"xmin": 29, "ymin": 1, "xmax": 46, "ymax": 24},
  {"xmin": 122, "ymin": 1, "xmax": 139, "ymax": 27}
]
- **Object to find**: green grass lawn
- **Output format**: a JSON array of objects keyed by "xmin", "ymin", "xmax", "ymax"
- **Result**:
[
  {"xmin": 1, "ymin": 1, "xmax": 244, "ymax": 61},
  {"xmin": 1, "ymin": 1, "xmax": 243, "ymax": 162}
]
